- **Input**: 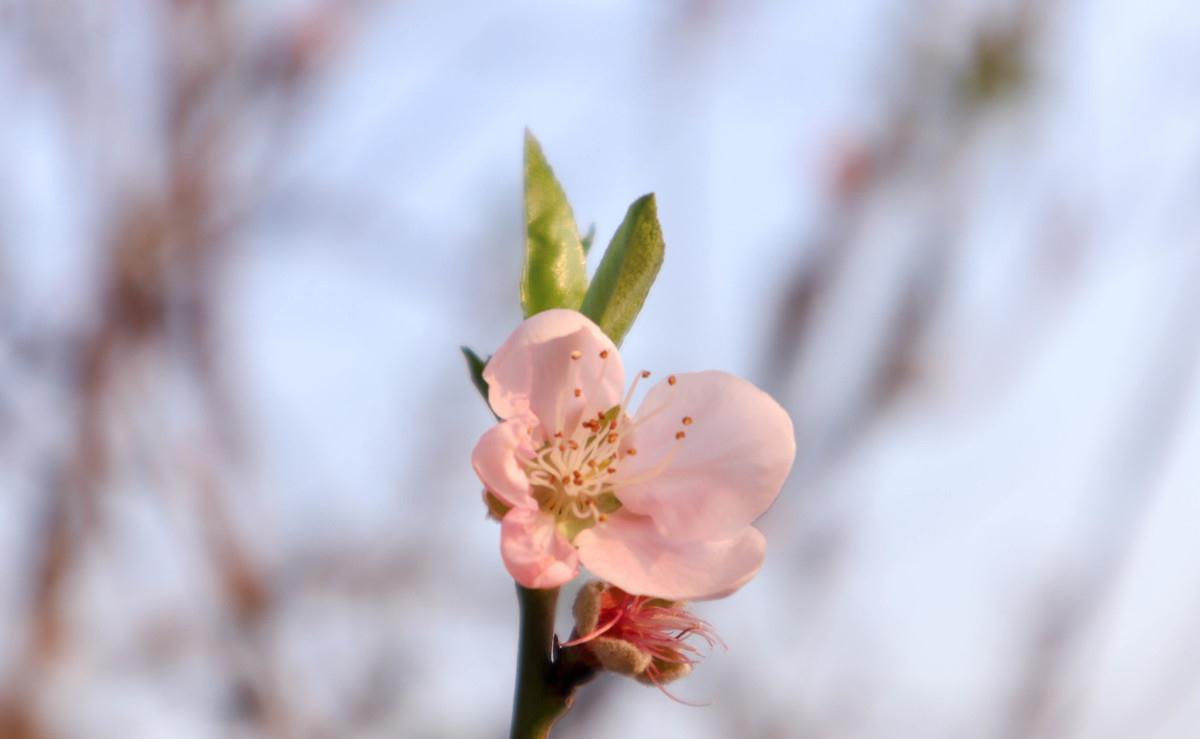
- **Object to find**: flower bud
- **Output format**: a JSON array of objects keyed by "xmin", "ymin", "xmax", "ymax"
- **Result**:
[
  {"xmin": 589, "ymin": 637, "xmax": 652, "ymax": 676},
  {"xmin": 637, "ymin": 659, "xmax": 690, "ymax": 686},
  {"xmin": 564, "ymin": 580, "xmax": 723, "ymax": 696},
  {"xmin": 573, "ymin": 580, "xmax": 606, "ymax": 633}
]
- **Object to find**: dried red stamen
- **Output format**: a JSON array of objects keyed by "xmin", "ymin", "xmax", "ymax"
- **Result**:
[{"xmin": 568, "ymin": 586, "xmax": 724, "ymax": 692}]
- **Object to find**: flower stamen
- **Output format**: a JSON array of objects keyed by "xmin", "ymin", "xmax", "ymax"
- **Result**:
[{"xmin": 524, "ymin": 364, "xmax": 696, "ymax": 536}]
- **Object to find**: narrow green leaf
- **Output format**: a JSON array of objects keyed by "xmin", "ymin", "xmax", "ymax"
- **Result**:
[
  {"xmin": 461, "ymin": 346, "xmax": 490, "ymax": 404},
  {"xmin": 579, "ymin": 193, "xmax": 665, "ymax": 346},
  {"xmin": 521, "ymin": 130, "xmax": 587, "ymax": 317},
  {"xmin": 581, "ymin": 223, "xmax": 596, "ymax": 256}
]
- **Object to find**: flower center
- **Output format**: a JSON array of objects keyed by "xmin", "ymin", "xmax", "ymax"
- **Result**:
[
  {"xmin": 524, "ymin": 404, "xmax": 625, "ymax": 529},
  {"xmin": 520, "ymin": 350, "xmax": 693, "ymax": 539}
]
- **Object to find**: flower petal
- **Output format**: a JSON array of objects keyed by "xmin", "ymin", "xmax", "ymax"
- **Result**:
[
  {"xmin": 576, "ymin": 513, "xmax": 765, "ymax": 601},
  {"xmin": 500, "ymin": 507, "xmax": 580, "ymax": 589},
  {"xmin": 615, "ymin": 371, "xmax": 795, "ymax": 541},
  {"xmin": 483, "ymin": 309, "xmax": 624, "ymax": 435},
  {"xmin": 471, "ymin": 418, "xmax": 537, "ymax": 509}
]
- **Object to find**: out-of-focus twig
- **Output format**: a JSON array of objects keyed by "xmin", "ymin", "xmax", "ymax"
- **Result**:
[{"xmin": 0, "ymin": 2, "xmax": 368, "ymax": 737}]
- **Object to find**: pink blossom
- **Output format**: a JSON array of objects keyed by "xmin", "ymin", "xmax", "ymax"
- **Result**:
[{"xmin": 472, "ymin": 309, "xmax": 794, "ymax": 599}]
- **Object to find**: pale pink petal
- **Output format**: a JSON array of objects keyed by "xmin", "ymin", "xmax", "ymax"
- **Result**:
[
  {"xmin": 500, "ymin": 507, "xmax": 580, "ymax": 589},
  {"xmin": 483, "ymin": 309, "xmax": 624, "ymax": 435},
  {"xmin": 576, "ymin": 512, "xmax": 765, "ymax": 601},
  {"xmin": 615, "ymin": 371, "xmax": 795, "ymax": 542},
  {"xmin": 471, "ymin": 419, "xmax": 537, "ymax": 509}
]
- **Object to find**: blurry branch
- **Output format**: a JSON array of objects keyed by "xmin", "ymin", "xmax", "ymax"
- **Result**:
[
  {"xmin": 757, "ymin": 3, "xmax": 1053, "ymax": 728},
  {"xmin": 1, "ymin": 2, "xmax": 370, "ymax": 737},
  {"xmin": 870, "ymin": 236, "xmax": 951, "ymax": 409},
  {"xmin": 764, "ymin": 6, "xmax": 1198, "ymax": 735},
  {"xmin": 762, "ymin": 141, "xmax": 874, "ymax": 399},
  {"xmin": 764, "ymin": 0, "xmax": 1045, "ymax": 472},
  {"xmin": 1003, "ymin": 284, "xmax": 1200, "ymax": 739},
  {"xmin": 955, "ymin": 3, "xmax": 1036, "ymax": 108}
]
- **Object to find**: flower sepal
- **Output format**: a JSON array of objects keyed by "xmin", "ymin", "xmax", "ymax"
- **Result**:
[{"xmin": 482, "ymin": 489, "xmax": 512, "ymax": 521}]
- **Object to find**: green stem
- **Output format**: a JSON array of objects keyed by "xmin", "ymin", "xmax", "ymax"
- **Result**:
[
  {"xmin": 509, "ymin": 585, "xmax": 596, "ymax": 739},
  {"xmin": 510, "ymin": 585, "xmax": 562, "ymax": 739}
]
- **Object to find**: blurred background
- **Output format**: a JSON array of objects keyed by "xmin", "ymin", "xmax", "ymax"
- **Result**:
[{"xmin": 2, "ymin": 0, "xmax": 1200, "ymax": 737}]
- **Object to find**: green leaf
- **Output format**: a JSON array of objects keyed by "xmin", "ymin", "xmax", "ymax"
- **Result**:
[
  {"xmin": 461, "ymin": 346, "xmax": 491, "ymax": 405},
  {"xmin": 579, "ymin": 193, "xmax": 665, "ymax": 346},
  {"xmin": 521, "ymin": 130, "xmax": 587, "ymax": 317},
  {"xmin": 581, "ymin": 223, "xmax": 596, "ymax": 256}
]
